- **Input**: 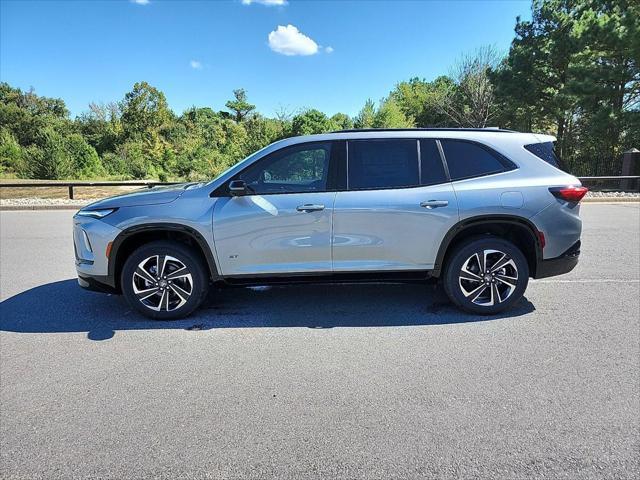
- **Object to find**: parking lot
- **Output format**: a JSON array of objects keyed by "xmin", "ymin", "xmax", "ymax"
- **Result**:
[{"xmin": 1, "ymin": 203, "xmax": 639, "ymax": 479}]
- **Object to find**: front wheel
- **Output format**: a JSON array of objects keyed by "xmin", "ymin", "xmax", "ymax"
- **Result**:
[
  {"xmin": 443, "ymin": 237, "xmax": 529, "ymax": 315},
  {"xmin": 121, "ymin": 241, "xmax": 209, "ymax": 320}
]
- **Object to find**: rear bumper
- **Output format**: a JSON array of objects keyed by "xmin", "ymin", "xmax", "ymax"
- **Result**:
[{"xmin": 534, "ymin": 241, "xmax": 580, "ymax": 279}]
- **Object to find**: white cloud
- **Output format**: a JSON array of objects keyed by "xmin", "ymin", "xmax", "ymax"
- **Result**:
[
  {"xmin": 190, "ymin": 60, "xmax": 203, "ymax": 70},
  {"xmin": 324, "ymin": 46, "xmax": 334, "ymax": 54},
  {"xmin": 242, "ymin": 0, "xmax": 287, "ymax": 5},
  {"xmin": 268, "ymin": 25, "xmax": 319, "ymax": 56},
  {"xmin": 131, "ymin": 0, "xmax": 150, "ymax": 5}
]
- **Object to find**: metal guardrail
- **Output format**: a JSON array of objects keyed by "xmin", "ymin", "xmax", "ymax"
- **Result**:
[
  {"xmin": 0, "ymin": 181, "xmax": 181, "ymax": 199},
  {"xmin": 578, "ymin": 176, "xmax": 639, "ymax": 192},
  {"xmin": 577, "ymin": 176, "xmax": 639, "ymax": 180},
  {"xmin": 0, "ymin": 177, "xmax": 638, "ymax": 199}
]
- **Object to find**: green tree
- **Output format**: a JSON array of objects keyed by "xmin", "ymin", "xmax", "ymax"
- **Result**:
[
  {"xmin": 354, "ymin": 98, "xmax": 414, "ymax": 128},
  {"xmin": 439, "ymin": 46, "xmax": 501, "ymax": 128},
  {"xmin": 354, "ymin": 99, "xmax": 376, "ymax": 128},
  {"xmin": 330, "ymin": 112, "xmax": 353, "ymax": 130},
  {"xmin": 119, "ymin": 82, "xmax": 174, "ymax": 177},
  {"xmin": 225, "ymin": 88, "xmax": 256, "ymax": 122},
  {"xmin": 244, "ymin": 114, "xmax": 287, "ymax": 153},
  {"xmin": 24, "ymin": 128, "xmax": 73, "ymax": 179},
  {"xmin": 390, "ymin": 76, "xmax": 453, "ymax": 127},
  {"xmin": 77, "ymin": 102, "xmax": 122, "ymax": 155},
  {"xmin": 291, "ymin": 109, "xmax": 335, "ymax": 135},
  {"xmin": 493, "ymin": 0, "xmax": 639, "ymax": 172},
  {"xmin": 120, "ymin": 81, "xmax": 172, "ymax": 139},
  {"xmin": 373, "ymin": 98, "xmax": 415, "ymax": 128},
  {"xmin": 65, "ymin": 133, "xmax": 104, "ymax": 178}
]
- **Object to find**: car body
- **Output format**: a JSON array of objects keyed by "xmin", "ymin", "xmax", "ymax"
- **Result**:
[{"xmin": 73, "ymin": 128, "xmax": 585, "ymax": 318}]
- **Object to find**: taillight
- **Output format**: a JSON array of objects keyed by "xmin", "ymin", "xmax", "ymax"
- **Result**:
[{"xmin": 549, "ymin": 186, "xmax": 588, "ymax": 203}]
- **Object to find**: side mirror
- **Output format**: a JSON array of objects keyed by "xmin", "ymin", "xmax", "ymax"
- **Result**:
[{"xmin": 228, "ymin": 180, "xmax": 247, "ymax": 196}]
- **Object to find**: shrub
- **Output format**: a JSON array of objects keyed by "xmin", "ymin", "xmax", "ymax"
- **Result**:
[{"xmin": 0, "ymin": 128, "xmax": 24, "ymax": 175}]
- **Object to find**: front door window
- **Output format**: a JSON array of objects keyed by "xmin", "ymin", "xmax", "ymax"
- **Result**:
[{"xmin": 238, "ymin": 143, "xmax": 331, "ymax": 194}]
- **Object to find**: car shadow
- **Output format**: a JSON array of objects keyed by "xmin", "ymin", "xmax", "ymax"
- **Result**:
[{"xmin": 0, "ymin": 279, "xmax": 535, "ymax": 341}]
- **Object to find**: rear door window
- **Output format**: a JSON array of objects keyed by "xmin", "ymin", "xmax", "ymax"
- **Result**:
[
  {"xmin": 348, "ymin": 139, "xmax": 419, "ymax": 190},
  {"xmin": 441, "ymin": 139, "xmax": 507, "ymax": 180}
]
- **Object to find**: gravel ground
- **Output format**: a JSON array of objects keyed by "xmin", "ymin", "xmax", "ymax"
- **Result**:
[
  {"xmin": 585, "ymin": 191, "xmax": 640, "ymax": 198},
  {"xmin": 0, "ymin": 197, "xmax": 89, "ymax": 207},
  {"xmin": 1, "ymin": 204, "xmax": 639, "ymax": 479}
]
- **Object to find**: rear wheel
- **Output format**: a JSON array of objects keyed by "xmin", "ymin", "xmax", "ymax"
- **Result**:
[
  {"xmin": 443, "ymin": 237, "xmax": 529, "ymax": 315},
  {"xmin": 121, "ymin": 241, "xmax": 209, "ymax": 320}
]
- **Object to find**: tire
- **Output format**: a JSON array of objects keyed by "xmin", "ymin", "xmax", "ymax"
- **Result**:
[
  {"xmin": 443, "ymin": 236, "xmax": 529, "ymax": 315},
  {"xmin": 121, "ymin": 240, "xmax": 209, "ymax": 320}
]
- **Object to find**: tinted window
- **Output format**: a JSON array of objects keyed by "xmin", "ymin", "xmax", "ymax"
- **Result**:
[
  {"xmin": 348, "ymin": 140, "xmax": 419, "ymax": 189},
  {"xmin": 420, "ymin": 139, "xmax": 447, "ymax": 185},
  {"xmin": 239, "ymin": 142, "xmax": 331, "ymax": 194},
  {"xmin": 441, "ymin": 140, "xmax": 506, "ymax": 180},
  {"xmin": 525, "ymin": 142, "xmax": 561, "ymax": 168}
]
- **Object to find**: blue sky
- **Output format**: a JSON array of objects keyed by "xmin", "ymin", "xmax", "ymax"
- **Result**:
[{"xmin": 0, "ymin": 0, "xmax": 531, "ymax": 118}]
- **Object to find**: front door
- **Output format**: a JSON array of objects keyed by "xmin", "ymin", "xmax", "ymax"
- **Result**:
[{"xmin": 212, "ymin": 141, "xmax": 338, "ymax": 276}]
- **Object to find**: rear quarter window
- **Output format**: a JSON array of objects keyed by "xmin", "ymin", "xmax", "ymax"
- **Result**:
[
  {"xmin": 440, "ymin": 139, "xmax": 508, "ymax": 181},
  {"xmin": 524, "ymin": 142, "xmax": 561, "ymax": 168}
]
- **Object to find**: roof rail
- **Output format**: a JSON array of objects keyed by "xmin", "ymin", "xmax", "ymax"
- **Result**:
[{"xmin": 331, "ymin": 127, "xmax": 516, "ymax": 133}]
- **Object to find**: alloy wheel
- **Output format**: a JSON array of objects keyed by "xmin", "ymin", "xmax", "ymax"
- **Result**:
[
  {"xmin": 458, "ymin": 249, "xmax": 519, "ymax": 307},
  {"xmin": 132, "ymin": 255, "xmax": 193, "ymax": 312}
]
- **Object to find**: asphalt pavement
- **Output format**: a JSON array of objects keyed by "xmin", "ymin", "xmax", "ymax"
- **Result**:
[{"xmin": 1, "ymin": 204, "xmax": 639, "ymax": 479}]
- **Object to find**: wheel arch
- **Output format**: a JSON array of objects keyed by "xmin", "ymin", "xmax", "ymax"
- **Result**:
[
  {"xmin": 107, "ymin": 223, "xmax": 219, "ymax": 292},
  {"xmin": 432, "ymin": 215, "xmax": 543, "ymax": 278}
]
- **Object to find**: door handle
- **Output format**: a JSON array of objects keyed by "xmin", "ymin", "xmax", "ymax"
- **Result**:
[
  {"xmin": 420, "ymin": 200, "xmax": 449, "ymax": 209},
  {"xmin": 296, "ymin": 204, "xmax": 325, "ymax": 212}
]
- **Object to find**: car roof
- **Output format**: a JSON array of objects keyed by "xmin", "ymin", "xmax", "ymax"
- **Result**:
[
  {"xmin": 271, "ymin": 129, "xmax": 552, "ymax": 147},
  {"xmin": 333, "ymin": 127, "xmax": 516, "ymax": 133}
]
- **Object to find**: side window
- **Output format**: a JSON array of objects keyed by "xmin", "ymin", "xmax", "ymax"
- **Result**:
[
  {"xmin": 238, "ymin": 142, "xmax": 331, "ymax": 194},
  {"xmin": 348, "ymin": 139, "xmax": 419, "ymax": 190},
  {"xmin": 419, "ymin": 139, "xmax": 448, "ymax": 186},
  {"xmin": 524, "ymin": 142, "xmax": 562, "ymax": 169},
  {"xmin": 441, "ymin": 139, "xmax": 506, "ymax": 181}
]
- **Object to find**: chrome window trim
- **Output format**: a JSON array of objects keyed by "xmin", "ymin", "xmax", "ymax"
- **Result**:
[
  {"xmin": 416, "ymin": 139, "xmax": 422, "ymax": 185},
  {"xmin": 435, "ymin": 139, "xmax": 451, "ymax": 182}
]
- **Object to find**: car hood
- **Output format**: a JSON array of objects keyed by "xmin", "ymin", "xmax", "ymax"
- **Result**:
[{"xmin": 83, "ymin": 183, "xmax": 193, "ymax": 210}]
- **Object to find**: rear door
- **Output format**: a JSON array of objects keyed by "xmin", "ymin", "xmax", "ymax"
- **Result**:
[
  {"xmin": 212, "ymin": 141, "xmax": 344, "ymax": 276},
  {"xmin": 332, "ymin": 138, "xmax": 459, "ymax": 272}
]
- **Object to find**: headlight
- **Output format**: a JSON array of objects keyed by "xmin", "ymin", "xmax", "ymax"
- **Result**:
[{"xmin": 75, "ymin": 208, "xmax": 117, "ymax": 219}]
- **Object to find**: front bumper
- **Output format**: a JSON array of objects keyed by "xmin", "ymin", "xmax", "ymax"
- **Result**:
[
  {"xmin": 78, "ymin": 274, "xmax": 118, "ymax": 294},
  {"xmin": 534, "ymin": 240, "xmax": 580, "ymax": 279},
  {"xmin": 73, "ymin": 214, "xmax": 121, "ymax": 281}
]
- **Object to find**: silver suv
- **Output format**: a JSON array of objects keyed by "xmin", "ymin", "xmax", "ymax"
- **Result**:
[{"xmin": 73, "ymin": 129, "xmax": 586, "ymax": 319}]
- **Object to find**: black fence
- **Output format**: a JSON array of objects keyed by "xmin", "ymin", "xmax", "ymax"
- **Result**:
[
  {"xmin": 563, "ymin": 158, "xmax": 623, "ymax": 177},
  {"xmin": 0, "ymin": 181, "xmax": 180, "ymax": 200},
  {"xmin": 563, "ymin": 149, "xmax": 639, "ymax": 179}
]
